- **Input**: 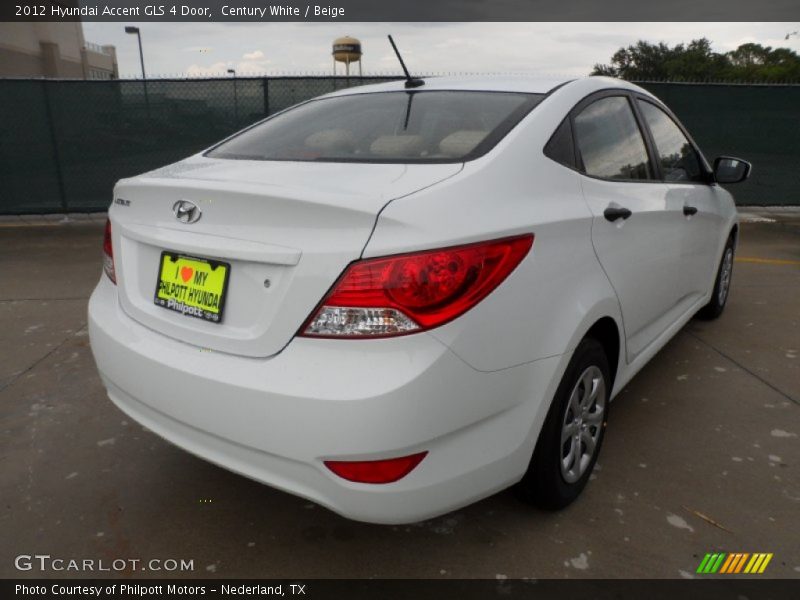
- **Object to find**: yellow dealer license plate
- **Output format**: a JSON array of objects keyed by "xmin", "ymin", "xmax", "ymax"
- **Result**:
[{"xmin": 154, "ymin": 252, "xmax": 230, "ymax": 324}]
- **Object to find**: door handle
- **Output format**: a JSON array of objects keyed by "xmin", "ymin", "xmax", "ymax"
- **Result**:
[
  {"xmin": 603, "ymin": 206, "xmax": 632, "ymax": 222},
  {"xmin": 683, "ymin": 205, "xmax": 698, "ymax": 216}
]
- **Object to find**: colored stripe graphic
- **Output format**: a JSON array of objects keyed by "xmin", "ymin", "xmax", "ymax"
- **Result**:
[
  {"xmin": 723, "ymin": 554, "xmax": 737, "ymax": 574},
  {"xmin": 697, "ymin": 554, "xmax": 713, "ymax": 573},
  {"xmin": 710, "ymin": 553, "xmax": 726, "ymax": 573},
  {"xmin": 744, "ymin": 554, "xmax": 758, "ymax": 573},
  {"xmin": 698, "ymin": 552, "xmax": 773, "ymax": 574},
  {"xmin": 745, "ymin": 554, "xmax": 763, "ymax": 573},
  {"xmin": 758, "ymin": 554, "xmax": 773, "ymax": 573},
  {"xmin": 711, "ymin": 554, "xmax": 736, "ymax": 573},
  {"xmin": 734, "ymin": 553, "xmax": 749, "ymax": 573},
  {"xmin": 701, "ymin": 553, "xmax": 726, "ymax": 574}
]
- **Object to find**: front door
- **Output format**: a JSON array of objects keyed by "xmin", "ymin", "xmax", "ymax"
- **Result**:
[{"xmin": 634, "ymin": 98, "xmax": 724, "ymax": 303}]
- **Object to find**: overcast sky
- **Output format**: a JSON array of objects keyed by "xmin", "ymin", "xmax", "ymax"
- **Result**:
[{"xmin": 81, "ymin": 22, "xmax": 800, "ymax": 78}]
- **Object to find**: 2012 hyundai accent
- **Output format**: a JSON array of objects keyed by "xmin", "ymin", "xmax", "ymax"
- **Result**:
[{"xmin": 89, "ymin": 76, "xmax": 751, "ymax": 523}]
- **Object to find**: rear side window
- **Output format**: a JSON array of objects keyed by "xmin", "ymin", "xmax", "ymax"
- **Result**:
[
  {"xmin": 544, "ymin": 117, "xmax": 577, "ymax": 169},
  {"xmin": 573, "ymin": 96, "xmax": 652, "ymax": 181},
  {"xmin": 637, "ymin": 100, "xmax": 704, "ymax": 183},
  {"xmin": 207, "ymin": 91, "xmax": 544, "ymax": 163}
]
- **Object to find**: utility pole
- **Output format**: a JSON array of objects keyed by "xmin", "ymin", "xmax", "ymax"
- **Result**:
[
  {"xmin": 125, "ymin": 26, "xmax": 150, "ymax": 119},
  {"xmin": 227, "ymin": 68, "xmax": 238, "ymax": 127}
]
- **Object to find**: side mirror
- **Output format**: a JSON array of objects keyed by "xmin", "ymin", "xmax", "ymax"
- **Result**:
[{"xmin": 713, "ymin": 156, "xmax": 751, "ymax": 184}]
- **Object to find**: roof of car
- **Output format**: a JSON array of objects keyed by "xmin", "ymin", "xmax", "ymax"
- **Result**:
[{"xmin": 323, "ymin": 75, "xmax": 641, "ymax": 98}]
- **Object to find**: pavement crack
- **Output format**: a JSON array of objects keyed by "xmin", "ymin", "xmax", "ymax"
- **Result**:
[
  {"xmin": 0, "ymin": 324, "xmax": 87, "ymax": 394},
  {"xmin": 686, "ymin": 330, "xmax": 799, "ymax": 407}
]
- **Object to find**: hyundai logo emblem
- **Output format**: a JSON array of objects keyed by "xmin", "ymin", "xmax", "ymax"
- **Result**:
[{"xmin": 173, "ymin": 200, "xmax": 202, "ymax": 224}]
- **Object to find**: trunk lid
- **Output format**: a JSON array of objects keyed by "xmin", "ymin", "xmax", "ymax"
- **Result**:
[{"xmin": 110, "ymin": 156, "xmax": 461, "ymax": 358}]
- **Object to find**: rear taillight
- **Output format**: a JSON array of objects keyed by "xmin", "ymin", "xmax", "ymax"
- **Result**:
[
  {"xmin": 103, "ymin": 218, "xmax": 116, "ymax": 284},
  {"xmin": 301, "ymin": 234, "xmax": 533, "ymax": 338},
  {"xmin": 325, "ymin": 452, "xmax": 428, "ymax": 484}
]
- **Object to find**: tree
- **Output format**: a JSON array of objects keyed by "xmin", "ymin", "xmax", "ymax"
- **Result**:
[{"xmin": 592, "ymin": 39, "xmax": 800, "ymax": 82}]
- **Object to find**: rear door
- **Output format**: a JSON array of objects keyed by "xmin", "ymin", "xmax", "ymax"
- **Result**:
[
  {"xmin": 573, "ymin": 92, "xmax": 685, "ymax": 362},
  {"xmin": 634, "ymin": 97, "xmax": 724, "ymax": 301}
]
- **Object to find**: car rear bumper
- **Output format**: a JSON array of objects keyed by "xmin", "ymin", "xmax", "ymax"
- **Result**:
[{"xmin": 88, "ymin": 276, "xmax": 562, "ymax": 523}]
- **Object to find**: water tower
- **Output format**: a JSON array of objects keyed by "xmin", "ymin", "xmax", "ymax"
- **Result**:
[{"xmin": 332, "ymin": 36, "xmax": 362, "ymax": 77}]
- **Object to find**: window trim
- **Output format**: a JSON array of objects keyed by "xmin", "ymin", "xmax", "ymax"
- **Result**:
[
  {"xmin": 567, "ymin": 90, "xmax": 658, "ymax": 183},
  {"xmin": 545, "ymin": 88, "xmax": 714, "ymax": 186},
  {"xmin": 632, "ymin": 94, "xmax": 714, "ymax": 185}
]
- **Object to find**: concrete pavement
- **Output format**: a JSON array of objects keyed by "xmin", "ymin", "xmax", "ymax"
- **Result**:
[{"xmin": 1, "ymin": 214, "xmax": 798, "ymax": 579}]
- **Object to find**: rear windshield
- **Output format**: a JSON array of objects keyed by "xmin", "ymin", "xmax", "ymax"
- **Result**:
[{"xmin": 206, "ymin": 90, "xmax": 544, "ymax": 163}]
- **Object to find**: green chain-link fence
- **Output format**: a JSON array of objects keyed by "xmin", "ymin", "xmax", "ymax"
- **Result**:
[
  {"xmin": 1, "ymin": 77, "xmax": 798, "ymax": 214},
  {"xmin": 0, "ymin": 76, "xmax": 400, "ymax": 214},
  {"xmin": 637, "ymin": 82, "xmax": 800, "ymax": 207}
]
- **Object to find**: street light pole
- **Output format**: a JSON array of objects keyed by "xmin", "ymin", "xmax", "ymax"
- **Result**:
[
  {"xmin": 227, "ymin": 68, "xmax": 238, "ymax": 127},
  {"xmin": 125, "ymin": 26, "xmax": 150, "ymax": 119}
]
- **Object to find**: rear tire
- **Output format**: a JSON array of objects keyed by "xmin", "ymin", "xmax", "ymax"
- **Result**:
[
  {"xmin": 516, "ymin": 337, "xmax": 610, "ymax": 510},
  {"xmin": 698, "ymin": 236, "xmax": 735, "ymax": 320}
]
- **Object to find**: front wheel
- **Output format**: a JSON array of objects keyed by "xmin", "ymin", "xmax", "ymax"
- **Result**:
[
  {"xmin": 698, "ymin": 236, "xmax": 735, "ymax": 320},
  {"xmin": 516, "ymin": 337, "xmax": 610, "ymax": 510}
]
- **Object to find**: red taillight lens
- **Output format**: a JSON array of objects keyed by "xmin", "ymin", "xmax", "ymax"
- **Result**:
[
  {"xmin": 103, "ymin": 218, "xmax": 116, "ymax": 284},
  {"xmin": 324, "ymin": 452, "xmax": 428, "ymax": 484},
  {"xmin": 302, "ymin": 234, "xmax": 533, "ymax": 337}
]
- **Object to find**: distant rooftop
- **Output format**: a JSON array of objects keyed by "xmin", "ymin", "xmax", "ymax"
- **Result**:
[{"xmin": 84, "ymin": 42, "xmax": 113, "ymax": 56}]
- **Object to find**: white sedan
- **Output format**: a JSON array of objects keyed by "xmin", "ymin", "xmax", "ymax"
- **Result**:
[{"xmin": 89, "ymin": 76, "xmax": 750, "ymax": 523}]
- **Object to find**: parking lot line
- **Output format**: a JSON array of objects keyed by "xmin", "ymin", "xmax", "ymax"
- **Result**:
[{"xmin": 735, "ymin": 256, "xmax": 800, "ymax": 266}]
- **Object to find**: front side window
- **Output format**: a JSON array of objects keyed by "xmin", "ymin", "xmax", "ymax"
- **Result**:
[
  {"xmin": 573, "ymin": 96, "xmax": 652, "ymax": 181},
  {"xmin": 637, "ymin": 100, "xmax": 704, "ymax": 183},
  {"xmin": 207, "ymin": 91, "xmax": 543, "ymax": 163}
]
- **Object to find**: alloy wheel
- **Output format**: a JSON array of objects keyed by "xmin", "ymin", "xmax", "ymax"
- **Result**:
[
  {"xmin": 718, "ymin": 247, "xmax": 734, "ymax": 305},
  {"xmin": 560, "ymin": 365, "xmax": 606, "ymax": 483}
]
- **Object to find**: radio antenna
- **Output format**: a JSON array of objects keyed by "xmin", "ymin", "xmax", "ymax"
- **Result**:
[{"xmin": 388, "ymin": 35, "xmax": 424, "ymax": 88}]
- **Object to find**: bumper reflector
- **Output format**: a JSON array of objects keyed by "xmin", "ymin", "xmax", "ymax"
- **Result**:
[{"xmin": 324, "ymin": 452, "xmax": 428, "ymax": 484}]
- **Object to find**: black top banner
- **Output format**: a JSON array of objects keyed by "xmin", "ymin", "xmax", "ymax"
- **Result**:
[{"xmin": 2, "ymin": 0, "xmax": 800, "ymax": 22}]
